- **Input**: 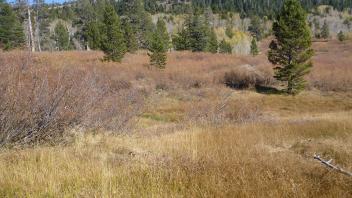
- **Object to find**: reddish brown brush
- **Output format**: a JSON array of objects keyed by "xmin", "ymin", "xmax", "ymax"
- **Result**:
[
  {"xmin": 0, "ymin": 39, "xmax": 351, "ymax": 146},
  {"xmin": 0, "ymin": 51, "xmax": 145, "ymax": 146}
]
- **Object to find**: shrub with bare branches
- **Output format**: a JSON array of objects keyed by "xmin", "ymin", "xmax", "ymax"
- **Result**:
[
  {"xmin": 186, "ymin": 91, "xmax": 262, "ymax": 125},
  {"xmin": 0, "ymin": 53, "xmax": 144, "ymax": 146}
]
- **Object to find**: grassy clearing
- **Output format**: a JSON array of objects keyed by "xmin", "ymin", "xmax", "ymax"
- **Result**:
[
  {"xmin": 1, "ymin": 40, "xmax": 352, "ymax": 197},
  {"xmin": 1, "ymin": 91, "xmax": 352, "ymax": 197}
]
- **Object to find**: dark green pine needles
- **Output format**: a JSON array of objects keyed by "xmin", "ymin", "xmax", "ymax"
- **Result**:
[
  {"xmin": 148, "ymin": 18, "xmax": 168, "ymax": 69},
  {"xmin": 0, "ymin": 1, "xmax": 25, "ymax": 50},
  {"xmin": 268, "ymin": 0, "xmax": 314, "ymax": 95},
  {"xmin": 250, "ymin": 38, "xmax": 259, "ymax": 56},
  {"xmin": 101, "ymin": 4, "xmax": 127, "ymax": 62}
]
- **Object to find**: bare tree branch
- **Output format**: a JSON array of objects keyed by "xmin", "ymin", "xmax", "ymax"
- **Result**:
[{"xmin": 314, "ymin": 154, "xmax": 352, "ymax": 177}]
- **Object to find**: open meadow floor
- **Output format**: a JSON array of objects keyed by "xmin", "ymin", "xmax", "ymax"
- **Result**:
[{"xmin": 0, "ymin": 40, "xmax": 352, "ymax": 197}]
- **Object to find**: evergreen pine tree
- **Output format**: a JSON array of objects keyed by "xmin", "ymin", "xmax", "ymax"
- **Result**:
[
  {"xmin": 0, "ymin": 1, "xmax": 25, "ymax": 50},
  {"xmin": 206, "ymin": 28, "xmax": 218, "ymax": 53},
  {"xmin": 54, "ymin": 22, "xmax": 70, "ymax": 51},
  {"xmin": 189, "ymin": 14, "xmax": 208, "ymax": 52},
  {"xmin": 321, "ymin": 20, "xmax": 330, "ymax": 39},
  {"xmin": 122, "ymin": 19, "xmax": 138, "ymax": 53},
  {"xmin": 225, "ymin": 22, "xmax": 234, "ymax": 38},
  {"xmin": 139, "ymin": 12, "xmax": 155, "ymax": 49},
  {"xmin": 101, "ymin": 4, "xmax": 126, "ymax": 62},
  {"xmin": 172, "ymin": 29, "xmax": 190, "ymax": 51},
  {"xmin": 219, "ymin": 39, "xmax": 232, "ymax": 54},
  {"xmin": 268, "ymin": 0, "xmax": 314, "ymax": 95},
  {"xmin": 156, "ymin": 18, "xmax": 170, "ymax": 50},
  {"xmin": 248, "ymin": 15, "xmax": 263, "ymax": 40},
  {"xmin": 250, "ymin": 38, "xmax": 259, "ymax": 56},
  {"xmin": 312, "ymin": 18, "xmax": 321, "ymax": 38},
  {"xmin": 118, "ymin": 0, "xmax": 154, "ymax": 49},
  {"xmin": 148, "ymin": 26, "xmax": 167, "ymax": 69},
  {"xmin": 172, "ymin": 16, "xmax": 191, "ymax": 51},
  {"xmin": 86, "ymin": 21, "xmax": 102, "ymax": 50},
  {"xmin": 337, "ymin": 30, "xmax": 346, "ymax": 42}
]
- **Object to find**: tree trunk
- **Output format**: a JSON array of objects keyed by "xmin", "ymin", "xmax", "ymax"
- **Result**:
[
  {"xmin": 27, "ymin": 7, "xmax": 35, "ymax": 52},
  {"xmin": 35, "ymin": 4, "xmax": 42, "ymax": 52},
  {"xmin": 287, "ymin": 77, "xmax": 294, "ymax": 95}
]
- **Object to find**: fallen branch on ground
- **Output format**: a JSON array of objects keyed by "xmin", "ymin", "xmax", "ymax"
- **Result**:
[{"xmin": 314, "ymin": 154, "xmax": 352, "ymax": 177}]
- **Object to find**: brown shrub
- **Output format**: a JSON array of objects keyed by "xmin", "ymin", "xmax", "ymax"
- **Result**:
[
  {"xmin": 308, "ymin": 40, "xmax": 352, "ymax": 92},
  {"xmin": 223, "ymin": 65, "xmax": 265, "ymax": 89},
  {"xmin": 0, "ymin": 53, "xmax": 144, "ymax": 146},
  {"xmin": 186, "ymin": 91, "xmax": 262, "ymax": 124}
]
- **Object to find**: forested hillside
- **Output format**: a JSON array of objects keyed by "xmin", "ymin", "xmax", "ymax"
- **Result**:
[
  {"xmin": 191, "ymin": 0, "xmax": 352, "ymax": 17},
  {"xmin": 1, "ymin": 0, "xmax": 352, "ymax": 53}
]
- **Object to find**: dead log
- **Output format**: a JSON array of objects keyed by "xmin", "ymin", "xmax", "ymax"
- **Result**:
[{"xmin": 314, "ymin": 154, "xmax": 352, "ymax": 177}]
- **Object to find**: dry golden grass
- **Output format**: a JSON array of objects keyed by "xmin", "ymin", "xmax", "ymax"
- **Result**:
[
  {"xmin": 1, "ymin": 89, "xmax": 351, "ymax": 197},
  {"xmin": 0, "ymin": 111, "xmax": 351, "ymax": 197},
  {"xmin": 0, "ymin": 40, "xmax": 352, "ymax": 197}
]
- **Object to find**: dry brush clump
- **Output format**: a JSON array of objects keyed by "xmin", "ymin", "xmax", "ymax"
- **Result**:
[
  {"xmin": 308, "ymin": 40, "xmax": 352, "ymax": 92},
  {"xmin": 185, "ymin": 90, "xmax": 263, "ymax": 125},
  {"xmin": 222, "ymin": 64, "xmax": 272, "ymax": 89},
  {"xmin": 0, "ymin": 53, "xmax": 145, "ymax": 146},
  {"xmin": 303, "ymin": 41, "xmax": 348, "ymax": 91}
]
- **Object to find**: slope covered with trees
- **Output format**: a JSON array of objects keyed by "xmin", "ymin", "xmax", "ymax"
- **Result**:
[
  {"xmin": 192, "ymin": 0, "xmax": 352, "ymax": 17},
  {"xmin": 0, "ymin": 0, "xmax": 25, "ymax": 50},
  {"xmin": 0, "ymin": 0, "xmax": 351, "ymax": 55}
]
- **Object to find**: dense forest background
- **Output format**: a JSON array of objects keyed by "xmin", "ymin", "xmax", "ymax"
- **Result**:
[{"xmin": 1, "ymin": 0, "xmax": 352, "ymax": 52}]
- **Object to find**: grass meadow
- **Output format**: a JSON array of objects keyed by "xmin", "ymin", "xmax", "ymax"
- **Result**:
[{"xmin": 0, "ymin": 39, "xmax": 351, "ymax": 197}]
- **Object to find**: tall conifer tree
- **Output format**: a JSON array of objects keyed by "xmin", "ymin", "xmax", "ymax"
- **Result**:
[
  {"xmin": 86, "ymin": 21, "xmax": 102, "ymax": 50},
  {"xmin": 156, "ymin": 18, "xmax": 170, "ymax": 50},
  {"xmin": 206, "ymin": 28, "xmax": 218, "ymax": 53},
  {"xmin": 101, "ymin": 4, "xmax": 126, "ymax": 62},
  {"xmin": 148, "ymin": 21, "xmax": 168, "ymax": 69},
  {"xmin": 248, "ymin": 16, "xmax": 263, "ymax": 40},
  {"xmin": 250, "ymin": 38, "xmax": 259, "ymax": 56},
  {"xmin": 268, "ymin": 0, "xmax": 314, "ymax": 95},
  {"xmin": 189, "ymin": 14, "xmax": 208, "ymax": 52},
  {"xmin": 321, "ymin": 20, "xmax": 330, "ymax": 39},
  {"xmin": 54, "ymin": 22, "xmax": 70, "ymax": 51},
  {"xmin": 0, "ymin": 1, "xmax": 25, "ymax": 50},
  {"xmin": 122, "ymin": 19, "xmax": 138, "ymax": 53}
]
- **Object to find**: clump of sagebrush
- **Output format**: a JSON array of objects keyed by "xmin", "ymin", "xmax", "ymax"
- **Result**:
[{"xmin": 268, "ymin": 0, "xmax": 314, "ymax": 95}]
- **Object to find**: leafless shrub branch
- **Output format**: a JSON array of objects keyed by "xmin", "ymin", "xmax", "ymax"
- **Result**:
[{"xmin": 0, "ymin": 54, "xmax": 145, "ymax": 146}]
